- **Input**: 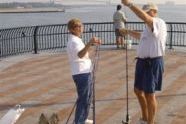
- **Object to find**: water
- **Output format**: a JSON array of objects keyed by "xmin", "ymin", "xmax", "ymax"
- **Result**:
[{"xmin": 0, "ymin": 4, "xmax": 186, "ymax": 29}]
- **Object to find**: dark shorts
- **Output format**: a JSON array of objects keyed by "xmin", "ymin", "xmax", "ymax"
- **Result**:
[
  {"xmin": 134, "ymin": 57, "xmax": 164, "ymax": 93},
  {"xmin": 115, "ymin": 29, "xmax": 123, "ymax": 37}
]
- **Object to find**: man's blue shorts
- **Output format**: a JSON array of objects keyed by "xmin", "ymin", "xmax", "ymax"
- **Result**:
[{"xmin": 134, "ymin": 57, "xmax": 164, "ymax": 93}]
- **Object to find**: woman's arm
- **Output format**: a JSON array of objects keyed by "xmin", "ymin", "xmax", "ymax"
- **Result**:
[{"xmin": 78, "ymin": 37, "xmax": 101, "ymax": 58}]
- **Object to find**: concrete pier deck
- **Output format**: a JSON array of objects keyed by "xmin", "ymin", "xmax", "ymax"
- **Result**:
[{"xmin": 0, "ymin": 47, "xmax": 185, "ymax": 124}]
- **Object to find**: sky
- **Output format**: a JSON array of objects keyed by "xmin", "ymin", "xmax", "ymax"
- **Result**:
[{"xmin": 0, "ymin": 0, "xmax": 186, "ymax": 5}]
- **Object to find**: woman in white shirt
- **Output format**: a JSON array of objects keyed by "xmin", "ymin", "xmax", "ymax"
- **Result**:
[{"xmin": 67, "ymin": 18, "xmax": 101, "ymax": 124}]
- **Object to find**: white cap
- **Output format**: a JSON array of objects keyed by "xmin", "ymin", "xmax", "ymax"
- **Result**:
[{"xmin": 142, "ymin": 3, "xmax": 158, "ymax": 12}]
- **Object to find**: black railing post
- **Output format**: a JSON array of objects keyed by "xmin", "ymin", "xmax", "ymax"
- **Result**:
[
  {"xmin": 169, "ymin": 23, "xmax": 173, "ymax": 49},
  {"xmin": 33, "ymin": 26, "xmax": 39, "ymax": 54}
]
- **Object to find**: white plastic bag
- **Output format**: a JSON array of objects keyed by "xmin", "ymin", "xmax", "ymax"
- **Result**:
[
  {"xmin": 0, "ymin": 104, "xmax": 25, "ymax": 124},
  {"xmin": 127, "ymin": 40, "xmax": 132, "ymax": 49}
]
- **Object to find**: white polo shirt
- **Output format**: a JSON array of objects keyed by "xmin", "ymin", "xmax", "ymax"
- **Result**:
[
  {"xmin": 113, "ymin": 10, "xmax": 126, "ymax": 29},
  {"xmin": 137, "ymin": 17, "xmax": 167, "ymax": 58},
  {"xmin": 67, "ymin": 34, "xmax": 92, "ymax": 75}
]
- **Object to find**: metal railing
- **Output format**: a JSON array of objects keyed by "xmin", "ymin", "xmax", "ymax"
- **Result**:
[{"xmin": 0, "ymin": 22, "xmax": 186, "ymax": 57}]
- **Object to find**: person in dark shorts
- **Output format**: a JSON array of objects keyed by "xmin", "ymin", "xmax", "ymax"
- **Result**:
[
  {"xmin": 113, "ymin": 4, "xmax": 127, "ymax": 48},
  {"xmin": 120, "ymin": 1, "xmax": 167, "ymax": 124}
]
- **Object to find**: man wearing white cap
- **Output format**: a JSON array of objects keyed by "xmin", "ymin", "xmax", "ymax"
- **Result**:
[{"xmin": 120, "ymin": 0, "xmax": 167, "ymax": 124}]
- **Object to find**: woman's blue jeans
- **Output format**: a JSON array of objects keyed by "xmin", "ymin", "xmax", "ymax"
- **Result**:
[{"xmin": 72, "ymin": 73, "xmax": 92, "ymax": 124}]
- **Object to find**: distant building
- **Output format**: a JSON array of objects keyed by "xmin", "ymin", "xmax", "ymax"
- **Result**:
[
  {"xmin": 25, "ymin": 5, "xmax": 32, "ymax": 9},
  {"xmin": 16, "ymin": 6, "xmax": 24, "ymax": 9}
]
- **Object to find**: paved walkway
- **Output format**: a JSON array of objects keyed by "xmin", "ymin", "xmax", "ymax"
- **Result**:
[{"xmin": 0, "ymin": 47, "xmax": 186, "ymax": 124}]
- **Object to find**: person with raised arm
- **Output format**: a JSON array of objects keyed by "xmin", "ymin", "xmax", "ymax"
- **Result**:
[{"xmin": 120, "ymin": 0, "xmax": 167, "ymax": 124}]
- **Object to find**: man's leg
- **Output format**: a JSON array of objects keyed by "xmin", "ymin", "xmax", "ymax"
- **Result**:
[
  {"xmin": 116, "ymin": 37, "xmax": 120, "ymax": 48},
  {"xmin": 145, "ymin": 93, "xmax": 157, "ymax": 124},
  {"xmin": 120, "ymin": 37, "xmax": 123, "ymax": 48},
  {"xmin": 134, "ymin": 88, "xmax": 148, "ymax": 122},
  {"xmin": 115, "ymin": 29, "xmax": 120, "ymax": 48}
]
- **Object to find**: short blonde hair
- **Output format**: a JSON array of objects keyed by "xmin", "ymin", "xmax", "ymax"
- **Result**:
[{"xmin": 67, "ymin": 18, "xmax": 82, "ymax": 30}]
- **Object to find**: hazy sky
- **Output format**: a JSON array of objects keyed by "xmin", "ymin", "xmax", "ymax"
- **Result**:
[{"xmin": 0, "ymin": 0, "xmax": 186, "ymax": 4}]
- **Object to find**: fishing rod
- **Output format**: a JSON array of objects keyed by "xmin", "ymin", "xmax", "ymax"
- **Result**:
[
  {"xmin": 122, "ymin": 4, "xmax": 130, "ymax": 124},
  {"xmin": 91, "ymin": 45, "xmax": 100, "ymax": 124},
  {"xmin": 122, "ymin": 40, "xmax": 130, "ymax": 124},
  {"xmin": 65, "ymin": 100, "xmax": 77, "ymax": 124}
]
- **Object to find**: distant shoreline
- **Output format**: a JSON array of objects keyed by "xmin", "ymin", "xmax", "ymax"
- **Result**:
[{"xmin": 0, "ymin": 8, "xmax": 65, "ymax": 13}]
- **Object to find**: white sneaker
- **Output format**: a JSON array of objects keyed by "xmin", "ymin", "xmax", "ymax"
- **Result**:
[
  {"xmin": 137, "ymin": 119, "xmax": 147, "ymax": 124},
  {"xmin": 85, "ymin": 119, "xmax": 93, "ymax": 124}
]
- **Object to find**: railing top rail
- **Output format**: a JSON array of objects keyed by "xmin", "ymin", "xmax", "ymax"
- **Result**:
[
  {"xmin": 0, "ymin": 21, "xmax": 185, "ymax": 58},
  {"xmin": 1, "ymin": 21, "xmax": 186, "ymax": 30}
]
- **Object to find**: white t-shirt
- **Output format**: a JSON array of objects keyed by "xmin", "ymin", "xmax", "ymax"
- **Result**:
[
  {"xmin": 67, "ymin": 34, "xmax": 92, "ymax": 75},
  {"xmin": 137, "ymin": 17, "xmax": 167, "ymax": 58},
  {"xmin": 113, "ymin": 10, "xmax": 126, "ymax": 29}
]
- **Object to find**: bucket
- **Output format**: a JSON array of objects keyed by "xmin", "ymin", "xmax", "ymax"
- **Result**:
[{"xmin": 127, "ymin": 40, "xmax": 132, "ymax": 49}]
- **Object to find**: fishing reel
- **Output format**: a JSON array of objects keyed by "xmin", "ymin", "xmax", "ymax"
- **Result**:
[{"xmin": 122, "ymin": 115, "xmax": 131, "ymax": 124}]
